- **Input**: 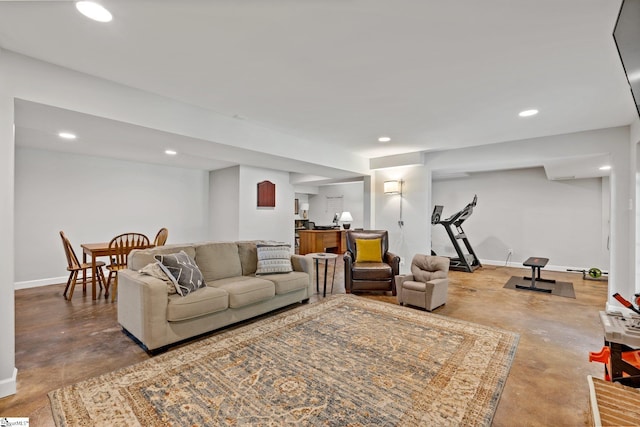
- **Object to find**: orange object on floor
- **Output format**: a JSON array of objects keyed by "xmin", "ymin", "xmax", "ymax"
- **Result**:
[
  {"xmin": 589, "ymin": 346, "xmax": 640, "ymax": 382},
  {"xmin": 589, "ymin": 346, "xmax": 610, "ymax": 364},
  {"xmin": 589, "ymin": 346, "xmax": 612, "ymax": 381},
  {"xmin": 622, "ymin": 350, "xmax": 640, "ymax": 368}
]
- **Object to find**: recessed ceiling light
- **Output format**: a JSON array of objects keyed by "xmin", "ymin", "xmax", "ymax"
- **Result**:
[
  {"xmin": 75, "ymin": 1, "xmax": 113, "ymax": 22},
  {"xmin": 58, "ymin": 132, "xmax": 77, "ymax": 140},
  {"xmin": 165, "ymin": 149, "xmax": 177, "ymax": 156},
  {"xmin": 599, "ymin": 165, "xmax": 611, "ymax": 171},
  {"xmin": 518, "ymin": 109, "xmax": 539, "ymax": 117},
  {"xmin": 378, "ymin": 136, "xmax": 391, "ymax": 142}
]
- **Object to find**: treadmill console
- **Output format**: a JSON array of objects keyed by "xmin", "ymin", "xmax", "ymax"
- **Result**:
[{"xmin": 431, "ymin": 205, "xmax": 444, "ymax": 224}]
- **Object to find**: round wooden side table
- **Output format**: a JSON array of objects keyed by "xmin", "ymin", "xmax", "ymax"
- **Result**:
[{"xmin": 305, "ymin": 252, "xmax": 338, "ymax": 297}]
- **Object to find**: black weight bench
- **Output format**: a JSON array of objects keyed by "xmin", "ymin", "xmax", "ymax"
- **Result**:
[{"xmin": 516, "ymin": 257, "xmax": 556, "ymax": 293}]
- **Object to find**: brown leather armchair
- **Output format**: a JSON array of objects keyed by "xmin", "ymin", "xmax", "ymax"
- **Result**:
[{"xmin": 343, "ymin": 230, "xmax": 400, "ymax": 295}]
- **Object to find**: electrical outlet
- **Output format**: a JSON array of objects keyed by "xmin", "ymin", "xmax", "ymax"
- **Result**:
[{"xmin": 400, "ymin": 257, "xmax": 405, "ymax": 266}]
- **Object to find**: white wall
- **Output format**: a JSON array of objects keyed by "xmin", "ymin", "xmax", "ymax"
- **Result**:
[
  {"xmin": 0, "ymin": 51, "xmax": 16, "ymax": 397},
  {"xmin": 294, "ymin": 193, "xmax": 309, "ymax": 220},
  {"xmin": 431, "ymin": 167, "xmax": 608, "ymax": 270},
  {"xmin": 375, "ymin": 127, "xmax": 633, "ymax": 309},
  {"xmin": 209, "ymin": 166, "xmax": 240, "ymax": 241},
  {"xmin": 210, "ymin": 165, "xmax": 295, "ymax": 245},
  {"xmin": 374, "ymin": 166, "xmax": 431, "ymax": 274},
  {"xmin": 308, "ymin": 182, "xmax": 364, "ymax": 228},
  {"xmin": 238, "ymin": 166, "xmax": 295, "ymax": 245},
  {"xmin": 14, "ymin": 147, "xmax": 209, "ymax": 285}
]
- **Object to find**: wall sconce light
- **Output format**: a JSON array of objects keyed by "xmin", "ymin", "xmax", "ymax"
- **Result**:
[
  {"xmin": 339, "ymin": 211, "xmax": 353, "ymax": 229},
  {"xmin": 384, "ymin": 180, "xmax": 402, "ymax": 195},
  {"xmin": 301, "ymin": 203, "xmax": 309, "ymax": 219},
  {"xmin": 384, "ymin": 179, "xmax": 404, "ymax": 227}
]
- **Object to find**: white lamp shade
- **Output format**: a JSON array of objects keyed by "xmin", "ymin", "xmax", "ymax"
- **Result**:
[
  {"xmin": 301, "ymin": 203, "xmax": 309, "ymax": 211},
  {"xmin": 384, "ymin": 180, "xmax": 401, "ymax": 194},
  {"xmin": 339, "ymin": 211, "xmax": 353, "ymax": 222}
]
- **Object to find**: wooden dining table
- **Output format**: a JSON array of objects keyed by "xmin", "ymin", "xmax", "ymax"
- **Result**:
[{"xmin": 81, "ymin": 242, "xmax": 154, "ymax": 300}]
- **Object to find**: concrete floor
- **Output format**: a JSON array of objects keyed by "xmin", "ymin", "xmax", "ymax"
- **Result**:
[{"xmin": 1, "ymin": 262, "xmax": 609, "ymax": 426}]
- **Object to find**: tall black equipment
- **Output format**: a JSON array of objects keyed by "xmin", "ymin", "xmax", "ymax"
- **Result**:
[{"xmin": 431, "ymin": 195, "xmax": 481, "ymax": 272}]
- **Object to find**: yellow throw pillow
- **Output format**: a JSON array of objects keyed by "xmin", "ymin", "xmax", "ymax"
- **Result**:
[{"xmin": 355, "ymin": 238, "xmax": 382, "ymax": 263}]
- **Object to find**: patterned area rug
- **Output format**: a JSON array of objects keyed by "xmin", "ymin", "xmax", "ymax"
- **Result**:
[{"xmin": 49, "ymin": 294, "xmax": 519, "ymax": 426}]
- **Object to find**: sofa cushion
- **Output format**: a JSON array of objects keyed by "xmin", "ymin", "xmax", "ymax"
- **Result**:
[
  {"xmin": 128, "ymin": 244, "xmax": 196, "ymax": 271},
  {"xmin": 166, "ymin": 286, "xmax": 229, "ymax": 322},
  {"xmin": 352, "ymin": 262, "xmax": 392, "ymax": 280},
  {"xmin": 255, "ymin": 243, "xmax": 292, "ymax": 275},
  {"xmin": 155, "ymin": 251, "xmax": 205, "ymax": 296},
  {"xmin": 237, "ymin": 241, "xmax": 258, "ymax": 276},
  {"xmin": 195, "ymin": 242, "xmax": 243, "ymax": 281},
  {"xmin": 402, "ymin": 280, "xmax": 428, "ymax": 293},
  {"xmin": 262, "ymin": 271, "xmax": 309, "ymax": 295},
  {"xmin": 209, "ymin": 277, "xmax": 275, "ymax": 308}
]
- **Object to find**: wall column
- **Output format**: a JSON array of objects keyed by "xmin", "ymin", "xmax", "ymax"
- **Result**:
[
  {"xmin": 607, "ymin": 139, "xmax": 635, "ymax": 310},
  {"xmin": 0, "ymin": 50, "xmax": 17, "ymax": 398}
]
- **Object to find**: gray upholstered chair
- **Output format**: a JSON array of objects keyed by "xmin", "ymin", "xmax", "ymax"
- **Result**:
[{"xmin": 395, "ymin": 254, "xmax": 450, "ymax": 311}]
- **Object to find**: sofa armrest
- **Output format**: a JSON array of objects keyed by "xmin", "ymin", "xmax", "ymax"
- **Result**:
[
  {"xmin": 291, "ymin": 254, "xmax": 312, "ymax": 274},
  {"xmin": 117, "ymin": 269, "xmax": 169, "ymax": 349},
  {"xmin": 385, "ymin": 251, "xmax": 401, "ymax": 274},
  {"xmin": 427, "ymin": 277, "xmax": 449, "ymax": 288},
  {"xmin": 343, "ymin": 251, "xmax": 354, "ymax": 293},
  {"xmin": 291, "ymin": 254, "xmax": 314, "ymax": 291},
  {"xmin": 425, "ymin": 277, "xmax": 449, "ymax": 310},
  {"xmin": 385, "ymin": 251, "xmax": 401, "ymax": 294},
  {"xmin": 394, "ymin": 274, "xmax": 414, "ymax": 304}
]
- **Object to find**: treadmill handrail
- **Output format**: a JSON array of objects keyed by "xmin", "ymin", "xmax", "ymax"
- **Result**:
[{"xmin": 438, "ymin": 195, "xmax": 477, "ymax": 226}]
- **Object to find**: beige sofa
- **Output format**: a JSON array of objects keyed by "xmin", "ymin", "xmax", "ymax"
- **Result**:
[{"xmin": 117, "ymin": 241, "xmax": 313, "ymax": 351}]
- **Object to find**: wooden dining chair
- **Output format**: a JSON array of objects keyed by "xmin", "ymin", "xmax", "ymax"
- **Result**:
[
  {"xmin": 153, "ymin": 227, "xmax": 168, "ymax": 246},
  {"xmin": 106, "ymin": 232, "xmax": 151, "ymax": 302},
  {"xmin": 60, "ymin": 231, "xmax": 107, "ymax": 300}
]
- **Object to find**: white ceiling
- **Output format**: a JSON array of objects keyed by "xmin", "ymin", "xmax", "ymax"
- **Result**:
[{"xmin": 1, "ymin": 0, "xmax": 636, "ymax": 179}]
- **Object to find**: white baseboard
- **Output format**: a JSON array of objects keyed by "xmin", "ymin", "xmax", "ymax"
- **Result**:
[
  {"xmin": 0, "ymin": 367, "xmax": 17, "ymax": 398},
  {"xmin": 14, "ymin": 276, "xmax": 67, "ymax": 290}
]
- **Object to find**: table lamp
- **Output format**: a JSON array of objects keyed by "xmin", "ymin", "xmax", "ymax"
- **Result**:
[
  {"xmin": 339, "ymin": 211, "xmax": 353, "ymax": 229},
  {"xmin": 301, "ymin": 203, "xmax": 309, "ymax": 219}
]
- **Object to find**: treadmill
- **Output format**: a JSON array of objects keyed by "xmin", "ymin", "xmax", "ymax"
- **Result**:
[{"xmin": 431, "ymin": 195, "xmax": 481, "ymax": 273}]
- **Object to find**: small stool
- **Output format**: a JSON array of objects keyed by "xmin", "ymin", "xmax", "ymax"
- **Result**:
[{"xmin": 516, "ymin": 256, "xmax": 556, "ymax": 293}]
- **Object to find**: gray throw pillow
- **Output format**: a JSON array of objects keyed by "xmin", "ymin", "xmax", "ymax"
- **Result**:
[
  {"xmin": 154, "ymin": 250, "xmax": 205, "ymax": 296},
  {"xmin": 255, "ymin": 243, "xmax": 292, "ymax": 275}
]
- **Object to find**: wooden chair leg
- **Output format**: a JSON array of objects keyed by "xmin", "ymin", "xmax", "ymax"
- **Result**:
[
  {"xmin": 105, "ymin": 271, "xmax": 112, "ymax": 296},
  {"xmin": 63, "ymin": 272, "xmax": 73, "ymax": 299},
  {"xmin": 66, "ymin": 270, "xmax": 79, "ymax": 300},
  {"xmin": 97, "ymin": 267, "xmax": 106, "ymax": 291}
]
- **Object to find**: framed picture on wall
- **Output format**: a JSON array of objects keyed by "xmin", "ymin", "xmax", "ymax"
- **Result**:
[
  {"xmin": 257, "ymin": 180, "xmax": 276, "ymax": 207},
  {"xmin": 295, "ymin": 198, "xmax": 299, "ymax": 214}
]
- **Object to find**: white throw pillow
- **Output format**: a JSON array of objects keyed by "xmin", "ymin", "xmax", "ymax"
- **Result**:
[{"xmin": 255, "ymin": 243, "xmax": 292, "ymax": 275}]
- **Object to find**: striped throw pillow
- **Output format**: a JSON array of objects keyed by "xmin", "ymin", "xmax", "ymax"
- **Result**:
[{"xmin": 255, "ymin": 243, "xmax": 292, "ymax": 275}]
